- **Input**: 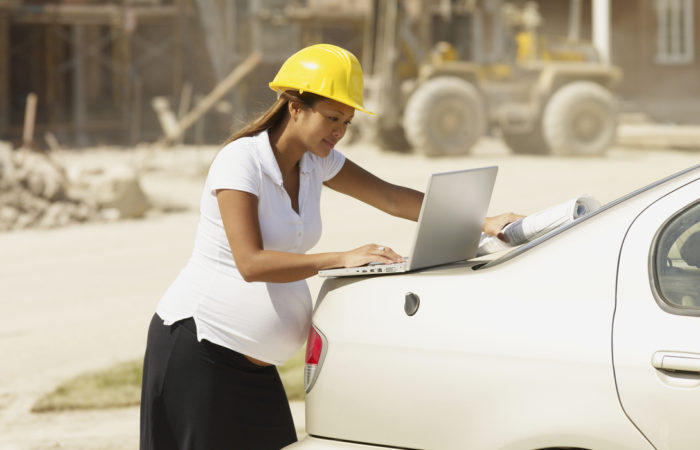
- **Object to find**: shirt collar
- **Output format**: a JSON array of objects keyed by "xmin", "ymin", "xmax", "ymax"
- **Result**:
[
  {"xmin": 299, "ymin": 152, "xmax": 314, "ymax": 175},
  {"xmin": 256, "ymin": 130, "xmax": 314, "ymax": 185},
  {"xmin": 256, "ymin": 130, "xmax": 284, "ymax": 186}
]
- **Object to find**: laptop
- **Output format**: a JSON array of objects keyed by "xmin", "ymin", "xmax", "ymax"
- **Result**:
[{"xmin": 318, "ymin": 166, "xmax": 498, "ymax": 277}]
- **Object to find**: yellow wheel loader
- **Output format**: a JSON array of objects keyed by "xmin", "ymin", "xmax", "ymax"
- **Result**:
[{"xmin": 361, "ymin": 0, "xmax": 621, "ymax": 156}]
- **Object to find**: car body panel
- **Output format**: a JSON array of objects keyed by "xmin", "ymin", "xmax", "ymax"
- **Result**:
[
  {"xmin": 306, "ymin": 214, "xmax": 642, "ymax": 448},
  {"xmin": 290, "ymin": 165, "xmax": 699, "ymax": 449},
  {"xmin": 613, "ymin": 178, "xmax": 700, "ymax": 450}
]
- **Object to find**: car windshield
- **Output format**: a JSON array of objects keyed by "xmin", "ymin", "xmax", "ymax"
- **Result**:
[{"xmin": 479, "ymin": 165, "xmax": 699, "ymax": 269}]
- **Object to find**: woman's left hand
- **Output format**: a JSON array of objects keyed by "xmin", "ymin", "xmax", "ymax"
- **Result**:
[{"xmin": 483, "ymin": 212, "xmax": 525, "ymax": 242}]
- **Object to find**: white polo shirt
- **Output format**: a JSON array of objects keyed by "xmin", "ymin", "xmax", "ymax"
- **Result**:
[{"xmin": 156, "ymin": 130, "xmax": 345, "ymax": 365}]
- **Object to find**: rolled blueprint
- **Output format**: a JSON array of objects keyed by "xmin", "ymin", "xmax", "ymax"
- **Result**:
[{"xmin": 477, "ymin": 195, "xmax": 601, "ymax": 256}]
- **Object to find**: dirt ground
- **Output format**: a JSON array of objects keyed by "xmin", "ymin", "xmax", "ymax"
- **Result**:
[{"xmin": 0, "ymin": 136, "xmax": 698, "ymax": 449}]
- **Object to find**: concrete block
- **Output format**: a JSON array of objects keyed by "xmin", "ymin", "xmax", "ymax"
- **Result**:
[{"xmin": 91, "ymin": 166, "xmax": 150, "ymax": 219}]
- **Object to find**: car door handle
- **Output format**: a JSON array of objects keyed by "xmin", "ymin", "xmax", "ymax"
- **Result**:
[{"xmin": 652, "ymin": 351, "xmax": 700, "ymax": 374}]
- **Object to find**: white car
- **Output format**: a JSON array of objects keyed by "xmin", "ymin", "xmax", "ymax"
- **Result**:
[{"xmin": 287, "ymin": 164, "xmax": 700, "ymax": 450}]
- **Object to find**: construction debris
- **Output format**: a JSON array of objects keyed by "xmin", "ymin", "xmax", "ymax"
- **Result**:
[
  {"xmin": 0, "ymin": 142, "xmax": 150, "ymax": 232},
  {"xmin": 77, "ymin": 164, "xmax": 150, "ymax": 220}
]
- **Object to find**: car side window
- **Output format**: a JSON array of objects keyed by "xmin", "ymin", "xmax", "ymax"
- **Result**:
[{"xmin": 654, "ymin": 201, "xmax": 700, "ymax": 310}]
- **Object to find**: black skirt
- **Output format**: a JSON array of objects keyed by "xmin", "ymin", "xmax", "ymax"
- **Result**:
[{"xmin": 140, "ymin": 313, "xmax": 297, "ymax": 450}]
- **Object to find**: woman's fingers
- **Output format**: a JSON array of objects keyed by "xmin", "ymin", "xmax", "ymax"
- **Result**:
[
  {"xmin": 373, "ymin": 244, "xmax": 404, "ymax": 262},
  {"xmin": 343, "ymin": 244, "xmax": 404, "ymax": 268},
  {"xmin": 483, "ymin": 212, "xmax": 524, "ymax": 237}
]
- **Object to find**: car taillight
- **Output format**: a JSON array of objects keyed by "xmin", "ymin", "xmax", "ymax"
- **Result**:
[{"xmin": 304, "ymin": 325, "xmax": 326, "ymax": 392}]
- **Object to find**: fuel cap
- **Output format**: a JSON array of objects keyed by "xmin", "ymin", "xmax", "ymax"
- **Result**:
[{"xmin": 404, "ymin": 292, "xmax": 420, "ymax": 316}]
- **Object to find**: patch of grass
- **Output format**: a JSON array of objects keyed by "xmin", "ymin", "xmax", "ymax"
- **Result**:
[
  {"xmin": 32, "ymin": 360, "xmax": 142, "ymax": 413},
  {"xmin": 32, "ymin": 347, "xmax": 306, "ymax": 413},
  {"xmin": 279, "ymin": 346, "xmax": 306, "ymax": 401}
]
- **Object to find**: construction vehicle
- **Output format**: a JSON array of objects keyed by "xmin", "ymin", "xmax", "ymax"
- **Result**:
[{"xmin": 359, "ymin": 0, "xmax": 621, "ymax": 156}]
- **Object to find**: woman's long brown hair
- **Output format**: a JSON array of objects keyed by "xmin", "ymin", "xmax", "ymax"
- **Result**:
[{"xmin": 222, "ymin": 90, "xmax": 324, "ymax": 145}]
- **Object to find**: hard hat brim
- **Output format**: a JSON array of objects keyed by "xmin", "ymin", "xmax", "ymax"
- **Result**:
[{"xmin": 269, "ymin": 84, "xmax": 375, "ymax": 116}]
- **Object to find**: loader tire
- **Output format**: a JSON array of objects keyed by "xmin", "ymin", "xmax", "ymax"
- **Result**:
[
  {"xmin": 542, "ymin": 81, "xmax": 617, "ymax": 156},
  {"xmin": 403, "ymin": 76, "xmax": 485, "ymax": 156}
]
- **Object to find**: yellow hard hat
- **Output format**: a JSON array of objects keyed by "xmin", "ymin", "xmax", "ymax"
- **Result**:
[{"xmin": 269, "ymin": 43, "xmax": 374, "ymax": 115}]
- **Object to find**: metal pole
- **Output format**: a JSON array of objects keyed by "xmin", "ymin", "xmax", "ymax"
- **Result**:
[
  {"xmin": 471, "ymin": 8, "xmax": 484, "ymax": 63},
  {"xmin": 592, "ymin": 0, "xmax": 611, "ymax": 63},
  {"xmin": 568, "ymin": 0, "xmax": 581, "ymax": 41}
]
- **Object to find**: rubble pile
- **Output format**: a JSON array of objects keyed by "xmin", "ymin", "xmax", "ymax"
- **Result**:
[{"xmin": 0, "ymin": 142, "xmax": 150, "ymax": 232}]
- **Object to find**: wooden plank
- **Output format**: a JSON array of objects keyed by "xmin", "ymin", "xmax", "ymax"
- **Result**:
[
  {"xmin": 10, "ymin": 5, "xmax": 179, "ymax": 25},
  {"xmin": 21, "ymin": 93, "xmax": 38, "ymax": 149},
  {"xmin": 151, "ymin": 96, "xmax": 179, "ymax": 139},
  {"xmin": 157, "ymin": 51, "xmax": 262, "ymax": 145}
]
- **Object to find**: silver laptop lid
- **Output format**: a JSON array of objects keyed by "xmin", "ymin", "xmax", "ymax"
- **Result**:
[{"xmin": 406, "ymin": 166, "xmax": 498, "ymax": 271}]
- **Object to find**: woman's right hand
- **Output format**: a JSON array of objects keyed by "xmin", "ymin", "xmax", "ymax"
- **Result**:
[{"xmin": 342, "ymin": 244, "xmax": 404, "ymax": 268}]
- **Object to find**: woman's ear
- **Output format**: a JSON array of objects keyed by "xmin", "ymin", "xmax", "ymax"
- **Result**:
[{"xmin": 288, "ymin": 99, "xmax": 303, "ymax": 121}]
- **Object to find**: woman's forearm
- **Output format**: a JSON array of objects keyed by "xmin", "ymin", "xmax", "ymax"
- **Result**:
[
  {"xmin": 236, "ymin": 243, "xmax": 403, "ymax": 283},
  {"xmin": 387, "ymin": 185, "xmax": 424, "ymax": 221},
  {"xmin": 236, "ymin": 250, "xmax": 343, "ymax": 283}
]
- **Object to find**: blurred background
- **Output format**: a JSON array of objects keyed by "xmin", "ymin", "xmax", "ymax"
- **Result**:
[
  {"xmin": 1, "ymin": 0, "xmax": 698, "ymax": 151},
  {"xmin": 3, "ymin": 0, "xmax": 700, "ymax": 233},
  {"xmin": 1, "ymin": 0, "xmax": 699, "ymax": 448}
]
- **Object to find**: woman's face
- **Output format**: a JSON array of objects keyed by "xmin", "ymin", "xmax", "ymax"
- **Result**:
[{"xmin": 294, "ymin": 98, "xmax": 354, "ymax": 157}]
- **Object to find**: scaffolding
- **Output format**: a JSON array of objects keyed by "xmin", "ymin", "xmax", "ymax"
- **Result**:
[
  {"xmin": 0, "ymin": 0, "xmax": 368, "ymax": 148},
  {"xmin": 0, "ymin": 0, "xmax": 190, "ymax": 147}
]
